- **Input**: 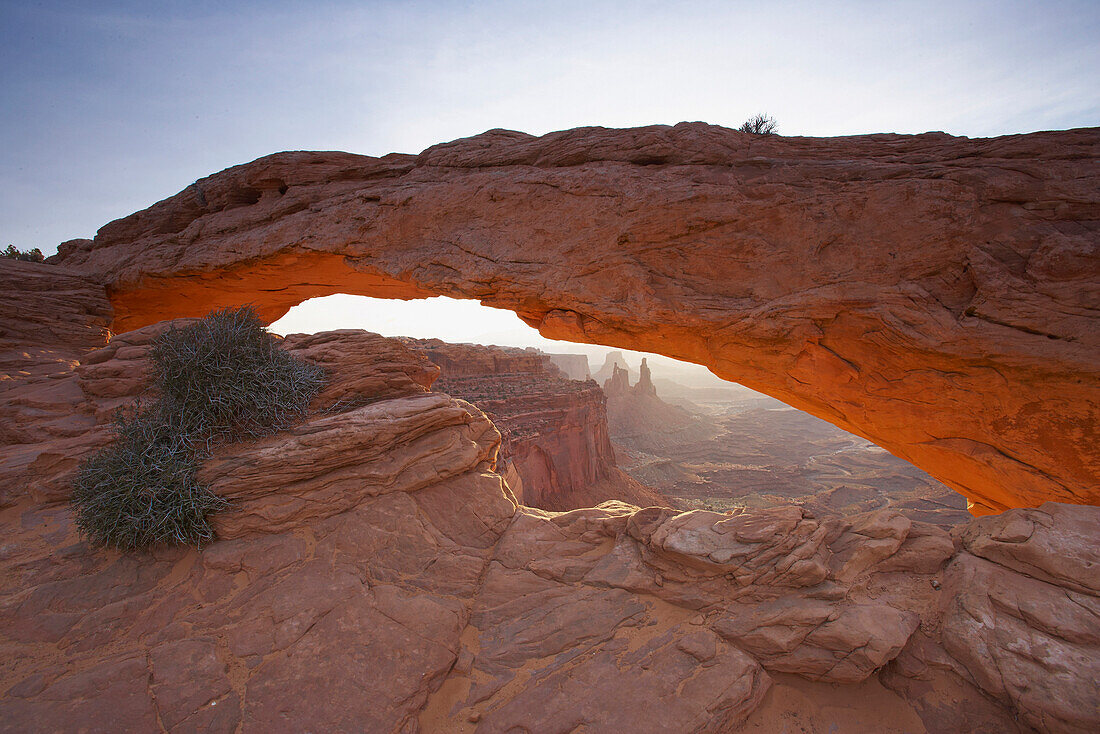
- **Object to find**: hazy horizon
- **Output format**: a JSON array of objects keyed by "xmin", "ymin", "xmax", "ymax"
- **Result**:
[{"xmin": 269, "ymin": 293, "xmax": 741, "ymax": 390}]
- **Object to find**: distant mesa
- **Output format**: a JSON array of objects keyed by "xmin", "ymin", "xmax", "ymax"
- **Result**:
[{"xmin": 593, "ymin": 350, "xmax": 633, "ymax": 385}]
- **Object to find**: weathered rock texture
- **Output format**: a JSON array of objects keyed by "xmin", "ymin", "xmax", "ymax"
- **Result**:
[
  {"xmin": 2, "ymin": 270, "xmax": 1097, "ymax": 732},
  {"xmin": 50, "ymin": 123, "xmax": 1100, "ymax": 513},
  {"xmin": 1, "ymin": 321, "xmax": 517, "ymax": 733},
  {"xmin": 0, "ymin": 260, "xmax": 113, "ymax": 508},
  {"xmin": 882, "ymin": 502, "xmax": 1100, "ymax": 734},
  {"xmin": 403, "ymin": 338, "xmax": 664, "ymax": 511}
]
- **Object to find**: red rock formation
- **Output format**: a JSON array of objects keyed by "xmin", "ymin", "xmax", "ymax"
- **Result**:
[
  {"xmin": 50, "ymin": 124, "xmax": 1100, "ymax": 513},
  {"xmin": 2, "ymin": 269, "xmax": 1097, "ymax": 732},
  {"xmin": 403, "ymin": 338, "xmax": 665, "ymax": 511},
  {"xmin": 594, "ymin": 350, "xmax": 632, "ymax": 384},
  {"xmin": 635, "ymin": 357, "xmax": 657, "ymax": 396},
  {"xmin": 603, "ymin": 361, "xmax": 631, "ymax": 394},
  {"xmin": 399, "ymin": 338, "xmax": 546, "ymax": 378},
  {"xmin": 603, "ymin": 358, "xmax": 698, "ymax": 441},
  {"xmin": 1, "ymin": 327, "xmax": 516, "ymax": 732},
  {"xmin": 0, "ymin": 260, "xmax": 113, "ymax": 508},
  {"xmin": 883, "ymin": 502, "xmax": 1100, "ymax": 734}
]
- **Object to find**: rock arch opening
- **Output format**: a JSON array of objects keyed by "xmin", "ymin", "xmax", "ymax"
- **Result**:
[
  {"xmin": 266, "ymin": 294, "xmax": 970, "ymax": 524},
  {"xmin": 2, "ymin": 254, "xmax": 1094, "ymax": 734}
]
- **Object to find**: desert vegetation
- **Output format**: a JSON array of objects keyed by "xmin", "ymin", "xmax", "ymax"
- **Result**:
[
  {"xmin": 738, "ymin": 113, "xmax": 778, "ymax": 135},
  {"xmin": 2, "ymin": 244, "xmax": 45, "ymax": 261},
  {"xmin": 71, "ymin": 306, "xmax": 325, "ymax": 549}
]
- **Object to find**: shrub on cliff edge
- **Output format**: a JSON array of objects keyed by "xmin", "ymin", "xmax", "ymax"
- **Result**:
[
  {"xmin": 71, "ymin": 410, "xmax": 226, "ymax": 549},
  {"xmin": 149, "ymin": 306, "xmax": 325, "ymax": 442},
  {"xmin": 72, "ymin": 306, "xmax": 325, "ymax": 550},
  {"xmin": 2, "ymin": 245, "xmax": 45, "ymax": 262},
  {"xmin": 738, "ymin": 114, "xmax": 778, "ymax": 135}
]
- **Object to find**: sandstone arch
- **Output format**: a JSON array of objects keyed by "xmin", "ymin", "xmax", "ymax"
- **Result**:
[{"xmin": 53, "ymin": 123, "xmax": 1100, "ymax": 513}]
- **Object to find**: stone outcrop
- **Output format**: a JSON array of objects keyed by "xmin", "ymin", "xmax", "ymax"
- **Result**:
[
  {"xmin": 398, "ymin": 339, "xmax": 545, "ymax": 378},
  {"xmin": 49, "ymin": 124, "xmax": 1100, "ymax": 513},
  {"xmin": 2, "ymin": 269, "xmax": 1098, "ymax": 732},
  {"xmin": 882, "ymin": 502, "xmax": 1100, "ymax": 734},
  {"xmin": 593, "ymin": 350, "xmax": 633, "ymax": 385},
  {"xmin": 1, "ymin": 327, "xmax": 516, "ymax": 733},
  {"xmin": 403, "ymin": 338, "xmax": 664, "ymax": 511},
  {"xmin": 636, "ymin": 357, "xmax": 657, "ymax": 396},
  {"xmin": 0, "ymin": 260, "xmax": 113, "ymax": 509},
  {"xmin": 603, "ymin": 361, "xmax": 631, "ymax": 394}
]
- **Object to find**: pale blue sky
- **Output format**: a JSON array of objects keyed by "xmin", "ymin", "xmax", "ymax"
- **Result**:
[{"xmin": 3, "ymin": 0, "xmax": 1097, "ymax": 253}]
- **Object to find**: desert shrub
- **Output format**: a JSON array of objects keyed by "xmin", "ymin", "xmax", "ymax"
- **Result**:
[
  {"xmin": 72, "ymin": 306, "xmax": 325, "ymax": 550},
  {"xmin": 2, "ymin": 245, "xmax": 45, "ymax": 262},
  {"xmin": 738, "ymin": 114, "xmax": 778, "ymax": 135},
  {"xmin": 72, "ymin": 410, "xmax": 228, "ymax": 549},
  {"xmin": 150, "ymin": 307, "xmax": 325, "ymax": 443}
]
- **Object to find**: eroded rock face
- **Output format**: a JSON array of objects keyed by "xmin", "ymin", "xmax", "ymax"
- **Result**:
[
  {"xmin": 603, "ymin": 358, "xmax": 697, "ymax": 442},
  {"xmin": 0, "ymin": 260, "xmax": 113, "ymax": 508},
  {"xmin": 50, "ymin": 124, "xmax": 1100, "ymax": 513},
  {"xmin": 883, "ymin": 503, "xmax": 1100, "ymax": 734},
  {"xmin": 0, "ymin": 303, "xmax": 514, "ymax": 731}
]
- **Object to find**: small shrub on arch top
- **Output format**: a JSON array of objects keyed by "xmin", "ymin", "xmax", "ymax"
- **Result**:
[
  {"xmin": 738, "ymin": 113, "xmax": 778, "ymax": 135},
  {"xmin": 72, "ymin": 306, "xmax": 325, "ymax": 550}
]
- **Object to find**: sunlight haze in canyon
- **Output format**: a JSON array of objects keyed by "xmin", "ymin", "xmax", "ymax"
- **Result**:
[{"xmin": 269, "ymin": 294, "xmax": 733, "ymax": 389}]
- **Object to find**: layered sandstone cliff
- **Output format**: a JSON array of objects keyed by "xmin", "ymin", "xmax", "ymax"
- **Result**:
[
  {"xmin": 1, "ymin": 264, "xmax": 1097, "ymax": 732},
  {"xmin": 402, "ymin": 338, "xmax": 664, "ymax": 511},
  {"xmin": 49, "ymin": 123, "xmax": 1100, "ymax": 513}
]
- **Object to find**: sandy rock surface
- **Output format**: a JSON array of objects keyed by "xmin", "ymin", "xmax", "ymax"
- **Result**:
[{"xmin": 0, "ymin": 316, "xmax": 1095, "ymax": 730}]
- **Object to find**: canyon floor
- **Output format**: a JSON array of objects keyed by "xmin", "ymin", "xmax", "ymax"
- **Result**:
[{"xmin": 615, "ymin": 385, "xmax": 972, "ymax": 527}]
